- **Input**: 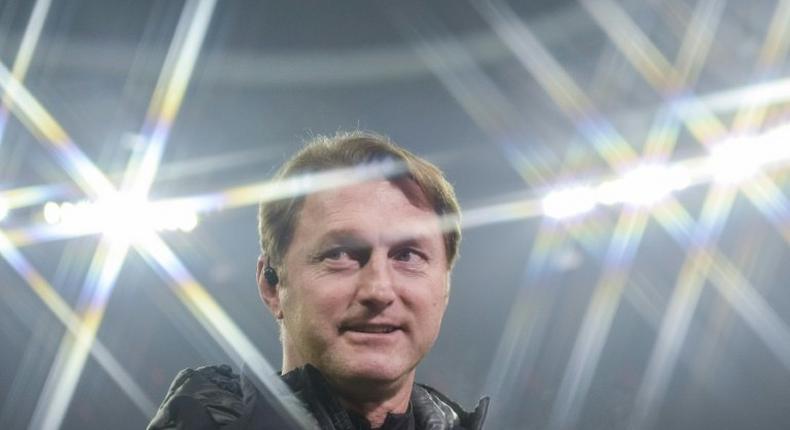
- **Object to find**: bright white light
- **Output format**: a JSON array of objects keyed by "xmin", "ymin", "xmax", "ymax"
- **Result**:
[
  {"xmin": 595, "ymin": 179, "xmax": 625, "ymax": 206},
  {"xmin": 596, "ymin": 165, "xmax": 690, "ymax": 206},
  {"xmin": 177, "ymin": 212, "xmax": 198, "ymax": 232},
  {"xmin": 54, "ymin": 196, "xmax": 199, "ymax": 240},
  {"xmin": 542, "ymin": 186, "xmax": 596, "ymax": 219},
  {"xmin": 59, "ymin": 202, "xmax": 76, "ymax": 222},
  {"xmin": 43, "ymin": 201, "xmax": 61, "ymax": 224},
  {"xmin": 705, "ymin": 124, "xmax": 790, "ymax": 184},
  {"xmin": 98, "ymin": 195, "xmax": 153, "ymax": 242},
  {"xmin": 148, "ymin": 202, "xmax": 200, "ymax": 233},
  {"xmin": 757, "ymin": 123, "xmax": 790, "ymax": 164},
  {"xmin": 708, "ymin": 137, "xmax": 763, "ymax": 184},
  {"xmin": 0, "ymin": 198, "xmax": 9, "ymax": 222},
  {"xmin": 538, "ymin": 122, "xmax": 790, "ymax": 220}
]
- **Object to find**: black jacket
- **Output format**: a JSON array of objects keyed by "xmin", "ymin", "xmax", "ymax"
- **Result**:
[{"xmin": 147, "ymin": 364, "xmax": 489, "ymax": 429}]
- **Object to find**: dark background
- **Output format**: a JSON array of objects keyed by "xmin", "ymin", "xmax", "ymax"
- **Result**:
[{"xmin": 1, "ymin": 0, "xmax": 789, "ymax": 429}]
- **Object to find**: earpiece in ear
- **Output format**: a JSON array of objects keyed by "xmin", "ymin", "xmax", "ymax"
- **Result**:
[{"xmin": 263, "ymin": 264, "xmax": 279, "ymax": 287}]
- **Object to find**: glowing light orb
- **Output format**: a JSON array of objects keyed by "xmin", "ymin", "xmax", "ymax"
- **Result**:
[
  {"xmin": 542, "ymin": 186, "xmax": 596, "ymax": 219},
  {"xmin": 708, "ymin": 138, "xmax": 763, "ymax": 184},
  {"xmin": 596, "ymin": 165, "xmax": 691, "ymax": 206},
  {"xmin": 51, "ymin": 196, "xmax": 199, "ymax": 241},
  {"xmin": 0, "ymin": 198, "xmax": 9, "ymax": 222},
  {"xmin": 43, "ymin": 201, "xmax": 61, "ymax": 224},
  {"xmin": 177, "ymin": 212, "xmax": 198, "ymax": 232}
]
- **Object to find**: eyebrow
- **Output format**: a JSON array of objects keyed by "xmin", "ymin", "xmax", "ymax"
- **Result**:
[
  {"xmin": 314, "ymin": 230, "xmax": 369, "ymax": 251},
  {"xmin": 314, "ymin": 229, "xmax": 435, "ymax": 251}
]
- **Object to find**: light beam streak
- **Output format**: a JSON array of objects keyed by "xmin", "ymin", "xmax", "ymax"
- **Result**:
[
  {"xmin": 2, "ymin": 158, "xmax": 407, "ymax": 248},
  {"xmin": 757, "ymin": 0, "xmax": 790, "ymax": 69},
  {"xmin": 135, "ymin": 231, "xmax": 317, "ymax": 429},
  {"xmin": 549, "ymin": 207, "xmax": 649, "ymax": 430},
  {"xmin": 482, "ymin": 222, "xmax": 571, "ymax": 427},
  {"xmin": 650, "ymin": 198, "xmax": 790, "ymax": 371},
  {"xmin": 573, "ymin": 3, "xmax": 790, "ymax": 428},
  {"xmin": 1, "ymin": 4, "xmax": 320, "ymax": 428},
  {"xmin": 703, "ymin": 75, "xmax": 790, "ymax": 112},
  {"xmin": 0, "ymin": 231, "xmax": 155, "ymax": 418},
  {"xmin": 580, "ymin": 0, "xmax": 728, "ymax": 146},
  {"xmin": 629, "ymin": 184, "xmax": 738, "ymax": 430},
  {"xmin": 0, "ymin": 60, "xmax": 115, "ymax": 198},
  {"xmin": 137, "ymin": 159, "xmax": 407, "ymax": 214},
  {"xmin": 476, "ymin": 0, "xmax": 635, "ymax": 169},
  {"xmin": 30, "ymin": 238, "xmax": 131, "ymax": 430},
  {"xmin": 671, "ymin": 0, "xmax": 723, "ymax": 86},
  {"xmin": 470, "ymin": 12, "xmax": 644, "ymax": 418},
  {"xmin": 401, "ymin": 18, "xmax": 524, "ymax": 138},
  {"xmin": 27, "ymin": 1, "xmax": 216, "ymax": 428},
  {"xmin": 741, "ymin": 174, "xmax": 790, "ymax": 242},
  {"xmin": 707, "ymin": 254, "xmax": 790, "ymax": 371},
  {"xmin": 589, "ymin": 1, "xmax": 790, "ymax": 425},
  {"xmin": 123, "ymin": 0, "xmax": 217, "ymax": 199},
  {"xmin": 579, "ymin": 0, "xmax": 676, "ymax": 90},
  {"xmin": 477, "ymin": 2, "xmax": 727, "ymax": 427},
  {"xmin": 0, "ymin": 0, "xmax": 51, "ymax": 147},
  {"xmin": 558, "ymin": 10, "xmax": 725, "ymax": 422},
  {"xmin": 385, "ymin": 3, "xmax": 550, "ymax": 188},
  {"xmin": 0, "ymin": 183, "xmax": 73, "ymax": 210}
]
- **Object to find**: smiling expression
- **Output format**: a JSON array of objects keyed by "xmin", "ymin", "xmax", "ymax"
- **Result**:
[{"xmin": 270, "ymin": 179, "xmax": 450, "ymax": 387}]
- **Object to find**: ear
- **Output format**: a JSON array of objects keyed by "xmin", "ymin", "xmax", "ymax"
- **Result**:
[{"xmin": 257, "ymin": 255, "xmax": 283, "ymax": 319}]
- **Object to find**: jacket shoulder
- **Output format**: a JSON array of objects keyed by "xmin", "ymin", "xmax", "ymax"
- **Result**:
[
  {"xmin": 413, "ymin": 384, "xmax": 490, "ymax": 430},
  {"xmin": 146, "ymin": 365, "xmax": 246, "ymax": 430}
]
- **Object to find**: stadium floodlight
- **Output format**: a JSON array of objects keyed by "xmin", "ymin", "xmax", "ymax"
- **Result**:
[
  {"xmin": 148, "ymin": 201, "xmax": 200, "ymax": 233},
  {"xmin": 177, "ymin": 211, "xmax": 199, "ymax": 232},
  {"xmin": 756, "ymin": 123, "xmax": 790, "ymax": 166},
  {"xmin": 707, "ymin": 137, "xmax": 764, "ymax": 185},
  {"xmin": 536, "ymin": 122, "xmax": 790, "ymax": 221},
  {"xmin": 0, "ymin": 198, "xmax": 8, "ymax": 222},
  {"xmin": 50, "ymin": 195, "xmax": 200, "ymax": 241},
  {"xmin": 43, "ymin": 201, "xmax": 61, "ymax": 224},
  {"xmin": 542, "ymin": 185, "xmax": 597, "ymax": 219},
  {"xmin": 595, "ymin": 164, "xmax": 691, "ymax": 207}
]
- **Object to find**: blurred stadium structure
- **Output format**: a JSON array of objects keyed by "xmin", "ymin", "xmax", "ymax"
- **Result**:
[{"xmin": 1, "ymin": 0, "xmax": 789, "ymax": 428}]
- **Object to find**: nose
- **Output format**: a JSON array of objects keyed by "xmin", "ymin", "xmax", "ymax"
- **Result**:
[{"xmin": 356, "ymin": 250, "xmax": 396, "ymax": 311}]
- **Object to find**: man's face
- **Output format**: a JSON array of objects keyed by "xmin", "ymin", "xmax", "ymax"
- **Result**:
[{"xmin": 277, "ymin": 179, "xmax": 449, "ymax": 386}]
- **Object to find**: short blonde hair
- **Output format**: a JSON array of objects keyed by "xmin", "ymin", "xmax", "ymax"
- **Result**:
[{"xmin": 258, "ymin": 131, "xmax": 461, "ymax": 271}]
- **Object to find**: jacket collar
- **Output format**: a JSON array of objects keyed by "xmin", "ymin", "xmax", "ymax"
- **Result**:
[{"xmin": 269, "ymin": 364, "xmax": 488, "ymax": 430}]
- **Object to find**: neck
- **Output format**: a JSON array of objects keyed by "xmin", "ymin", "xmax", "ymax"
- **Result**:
[
  {"xmin": 281, "ymin": 339, "xmax": 414, "ymax": 428},
  {"xmin": 329, "ymin": 372, "xmax": 415, "ymax": 428},
  {"xmin": 282, "ymin": 354, "xmax": 414, "ymax": 428}
]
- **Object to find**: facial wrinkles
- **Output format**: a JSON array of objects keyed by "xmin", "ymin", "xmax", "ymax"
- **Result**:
[{"xmin": 279, "ymin": 180, "xmax": 450, "ymax": 378}]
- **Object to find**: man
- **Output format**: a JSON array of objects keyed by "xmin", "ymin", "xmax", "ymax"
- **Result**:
[{"xmin": 148, "ymin": 132, "xmax": 489, "ymax": 429}]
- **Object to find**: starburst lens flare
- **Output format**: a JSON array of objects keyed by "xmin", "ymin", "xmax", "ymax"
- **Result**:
[
  {"xmin": 43, "ymin": 197, "xmax": 199, "ymax": 240},
  {"xmin": 596, "ymin": 165, "xmax": 691, "ymax": 206},
  {"xmin": 42, "ymin": 201, "xmax": 60, "ymax": 224},
  {"xmin": 708, "ymin": 138, "xmax": 764, "ymax": 184},
  {"xmin": 0, "ymin": 197, "xmax": 9, "ymax": 221},
  {"xmin": 707, "ymin": 125, "xmax": 790, "ymax": 184},
  {"xmin": 761, "ymin": 123, "xmax": 790, "ymax": 162},
  {"xmin": 542, "ymin": 185, "xmax": 597, "ymax": 219}
]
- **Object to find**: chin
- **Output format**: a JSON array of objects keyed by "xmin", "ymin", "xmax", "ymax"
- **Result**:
[{"xmin": 336, "ymin": 354, "xmax": 413, "ymax": 384}]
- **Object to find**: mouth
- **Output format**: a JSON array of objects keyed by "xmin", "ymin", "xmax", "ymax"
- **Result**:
[{"xmin": 340, "ymin": 323, "xmax": 401, "ymax": 334}]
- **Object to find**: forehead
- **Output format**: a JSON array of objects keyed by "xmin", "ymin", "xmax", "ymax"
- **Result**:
[{"xmin": 295, "ymin": 179, "xmax": 442, "ymax": 243}]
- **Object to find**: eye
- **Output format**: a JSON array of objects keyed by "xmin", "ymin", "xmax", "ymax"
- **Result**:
[
  {"xmin": 322, "ymin": 247, "xmax": 352, "ymax": 261},
  {"xmin": 316, "ymin": 244, "xmax": 371, "ymax": 270},
  {"xmin": 392, "ymin": 248, "xmax": 426, "ymax": 263}
]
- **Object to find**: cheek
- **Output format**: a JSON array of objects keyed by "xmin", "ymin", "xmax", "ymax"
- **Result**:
[
  {"xmin": 430, "ymin": 298, "xmax": 447, "ymax": 328},
  {"xmin": 282, "ymin": 283, "xmax": 343, "ymax": 329},
  {"xmin": 416, "ymin": 285, "xmax": 449, "ymax": 329},
  {"xmin": 430, "ymin": 277, "xmax": 450, "ymax": 309},
  {"xmin": 280, "ymin": 285, "xmax": 316, "ymax": 330}
]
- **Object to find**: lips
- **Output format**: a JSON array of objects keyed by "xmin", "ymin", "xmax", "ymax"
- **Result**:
[{"xmin": 340, "ymin": 322, "xmax": 401, "ymax": 334}]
